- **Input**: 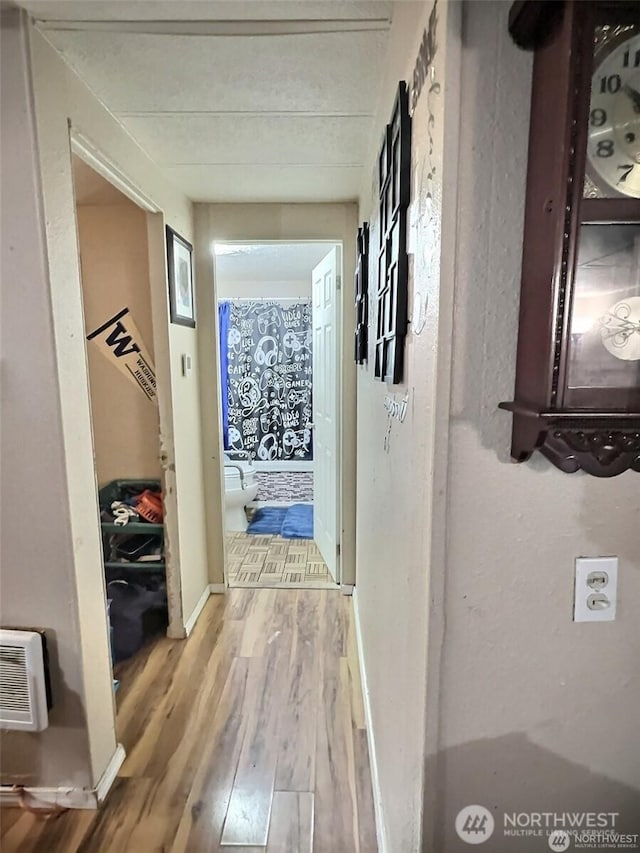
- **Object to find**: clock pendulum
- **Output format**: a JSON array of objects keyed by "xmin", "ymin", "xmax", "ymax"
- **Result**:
[{"xmin": 598, "ymin": 296, "xmax": 640, "ymax": 360}]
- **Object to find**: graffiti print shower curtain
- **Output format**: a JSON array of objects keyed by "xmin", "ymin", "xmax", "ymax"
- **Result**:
[{"xmin": 221, "ymin": 300, "xmax": 313, "ymax": 461}]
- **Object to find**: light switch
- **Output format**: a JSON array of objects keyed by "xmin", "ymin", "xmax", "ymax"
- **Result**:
[
  {"xmin": 181, "ymin": 353, "xmax": 192, "ymax": 377},
  {"xmin": 574, "ymin": 557, "xmax": 617, "ymax": 622}
]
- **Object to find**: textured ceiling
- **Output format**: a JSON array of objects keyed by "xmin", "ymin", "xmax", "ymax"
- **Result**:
[
  {"xmin": 24, "ymin": 1, "xmax": 393, "ymax": 22},
  {"xmin": 214, "ymin": 242, "xmax": 336, "ymax": 282},
  {"xmin": 23, "ymin": 0, "xmax": 393, "ymax": 203}
]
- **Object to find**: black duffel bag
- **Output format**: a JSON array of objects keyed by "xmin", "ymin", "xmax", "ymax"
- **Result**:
[{"xmin": 108, "ymin": 580, "xmax": 168, "ymax": 663}]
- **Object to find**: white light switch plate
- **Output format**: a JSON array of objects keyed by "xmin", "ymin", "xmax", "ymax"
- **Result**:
[{"xmin": 574, "ymin": 557, "xmax": 618, "ymax": 622}]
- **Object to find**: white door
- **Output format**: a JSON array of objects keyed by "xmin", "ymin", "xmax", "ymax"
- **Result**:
[{"xmin": 311, "ymin": 247, "xmax": 340, "ymax": 580}]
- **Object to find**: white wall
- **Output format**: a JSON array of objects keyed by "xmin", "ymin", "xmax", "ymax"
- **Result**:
[
  {"xmin": 12, "ymin": 18, "xmax": 209, "ymax": 789},
  {"xmin": 355, "ymin": 1, "xmax": 461, "ymax": 850},
  {"xmin": 0, "ymin": 6, "xmax": 110, "ymax": 790},
  {"xmin": 356, "ymin": 1, "xmax": 640, "ymax": 850},
  {"xmin": 77, "ymin": 202, "xmax": 162, "ymax": 485},
  {"xmin": 429, "ymin": 4, "xmax": 640, "ymax": 848},
  {"xmin": 194, "ymin": 203, "xmax": 357, "ymax": 586}
]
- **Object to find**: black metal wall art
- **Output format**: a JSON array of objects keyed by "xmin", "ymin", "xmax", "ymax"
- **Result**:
[
  {"xmin": 375, "ymin": 81, "xmax": 412, "ymax": 384},
  {"xmin": 355, "ymin": 222, "xmax": 369, "ymax": 364}
]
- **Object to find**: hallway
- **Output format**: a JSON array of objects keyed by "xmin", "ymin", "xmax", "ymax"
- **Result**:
[{"xmin": 0, "ymin": 590, "xmax": 376, "ymax": 853}]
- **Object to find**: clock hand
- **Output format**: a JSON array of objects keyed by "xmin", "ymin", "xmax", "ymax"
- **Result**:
[{"xmin": 623, "ymin": 83, "xmax": 640, "ymax": 114}]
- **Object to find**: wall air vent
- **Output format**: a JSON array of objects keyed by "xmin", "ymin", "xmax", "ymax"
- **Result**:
[{"xmin": 0, "ymin": 630, "xmax": 50, "ymax": 731}]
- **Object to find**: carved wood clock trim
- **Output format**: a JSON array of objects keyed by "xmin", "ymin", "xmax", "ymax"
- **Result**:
[{"xmin": 500, "ymin": 0, "xmax": 640, "ymax": 477}]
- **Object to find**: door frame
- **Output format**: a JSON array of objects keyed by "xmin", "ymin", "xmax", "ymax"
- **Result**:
[
  {"xmin": 213, "ymin": 239, "xmax": 342, "ymax": 586},
  {"xmin": 70, "ymin": 132, "xmax": 185, "ymax": 636},
  {"xmin": 194, "ymin": 202, "xmax": 358, "ymax": 594},
  {"xmin": 311, "ymin": 245, "xmax": 342, "ymax": 582}
]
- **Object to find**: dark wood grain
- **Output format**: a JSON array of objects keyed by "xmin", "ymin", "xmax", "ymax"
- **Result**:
[
  {"xmin": 171, "ymin": 656, "xmax": 251, "ymax": 851},
  {"xmin": 0, "ymin": 589, "xmax": 377, "ymax": 853},
  {"xmin": 275, "ymin": 591, "xmax": 321, "ymax": 792},
  {"xmin": 313, "ymin": 595, "xmax": 358, "ymax": 853}
]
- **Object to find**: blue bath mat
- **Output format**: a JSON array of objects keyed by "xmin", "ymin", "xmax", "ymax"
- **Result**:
[
  {"xmin": 246, "ymin": 506, "xmax": 288, "ymax": 535},
  {"xmin": 281, "ymin": 504, "xmax": 313, "ymax": 539}
]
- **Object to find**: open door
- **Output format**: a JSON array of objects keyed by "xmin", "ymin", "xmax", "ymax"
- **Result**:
[{"xmin": 311, "ymin": 247, "xmax": 341, "ymax": 580}]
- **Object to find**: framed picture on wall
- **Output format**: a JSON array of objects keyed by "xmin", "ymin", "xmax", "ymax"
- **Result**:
[
  {"xmin": 374, "ymin": 81, "xmax": 411, "ymax": 384},
  {"xmin": 166, "ymin": 226, "xmax": 195, "ymax": 328}
]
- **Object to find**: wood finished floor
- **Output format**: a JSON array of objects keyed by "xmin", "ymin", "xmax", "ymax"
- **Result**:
[
  {"xmin": 0, "ymin": 589, "xmax": 377, "ymax": 852},
  {"xmin": 227, "ymin": 533, "xmax": 336, "ymax": 589}
]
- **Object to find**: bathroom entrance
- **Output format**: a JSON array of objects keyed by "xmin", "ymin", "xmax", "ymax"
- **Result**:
[{"xmin": 214, "ymin": 242, "xmax": 341, "ymax": 589}]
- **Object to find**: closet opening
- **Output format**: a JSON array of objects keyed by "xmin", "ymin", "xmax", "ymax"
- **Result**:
[{"xmin": 72, "ymin": 155, "xmax": 168, "ymax": 706}]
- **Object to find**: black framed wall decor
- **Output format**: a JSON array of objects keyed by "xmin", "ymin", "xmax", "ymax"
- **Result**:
[
  {"xmin": 375, "ymin": 81, "xmax": 412, "ymax": 384},
  {"xmin": 166, "ymin": 226, "xmax": 195, "ymax": 328},
  {"xmin": 355, "ymin": 222, "xmax": 369, "ymax": 364}
]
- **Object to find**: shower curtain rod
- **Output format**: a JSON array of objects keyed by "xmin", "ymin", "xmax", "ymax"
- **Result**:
[{"xmin": 218, "ymin": 296, "xmax": 310, "ymax": 302}]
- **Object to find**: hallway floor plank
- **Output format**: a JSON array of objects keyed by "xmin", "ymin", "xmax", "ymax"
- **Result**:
[{"xmin": 0, "ymin": 589, "xmax": 377, "ymax": 852}]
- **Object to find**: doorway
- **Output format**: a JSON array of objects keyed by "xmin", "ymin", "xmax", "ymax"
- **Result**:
[
  {"xmin": 214, "ymin": 241, "xmax": 342, "ymax": 589},
  {"xmin": 72, "ymin": 155, "xmax": 170, "ymax": 710}
]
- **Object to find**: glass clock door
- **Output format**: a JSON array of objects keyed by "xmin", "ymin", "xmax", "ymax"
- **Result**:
[{"xmin": 566, "ymin": 222, "xmax": 640, "ymax": 406}]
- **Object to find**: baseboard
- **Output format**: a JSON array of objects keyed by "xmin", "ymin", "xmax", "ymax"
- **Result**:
[
  {"xmin": 0, "ymin": 785, "xmax": 97, "ymax": 810},
  {"xmin": 184, "ymin": 585, "xmax": 211, "ymax": 636},
  {"xmin": 0, "ymin": 742, "xmax": 125, "ymax": 811},
  {"xmin": 340, "ymin": 583, "xmax": 354, "ymax": 596},
  {"xmin": 209, "ymin": 583, "xmax": 226, "ymax": 594},
  {"xmin": 352, "ymin": 589, "xmax": 387, "ymax": 853},
  {"xmin": 95, "ymin": 742, "xmax": 126, "ymax": 803}
]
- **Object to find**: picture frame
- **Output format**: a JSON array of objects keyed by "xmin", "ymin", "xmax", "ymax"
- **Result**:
[
  {"xmin": 374, "ymin": 81, "xmax": 411, "ymax": 384},
  {"xmin": 166, "ymin": 226, "xmax": 195, "ymax": 328},
  {"xmin": 355, "ymin": 222, "xmax": 369, "ymax": 365}
]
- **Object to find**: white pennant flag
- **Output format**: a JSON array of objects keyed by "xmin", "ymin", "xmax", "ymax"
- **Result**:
[{"xmin": 86, "ymin": 307, "xmax": 157, "ymax": 404}]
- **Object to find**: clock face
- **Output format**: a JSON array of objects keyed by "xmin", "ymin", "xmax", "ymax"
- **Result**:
[{"xmin": 587, "ymin": 32, "xmax": 640, "ymax": 199}]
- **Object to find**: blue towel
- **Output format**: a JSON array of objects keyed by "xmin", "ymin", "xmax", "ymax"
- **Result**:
[
  {"xmin": 246, "ymin": 507, "xmax": 288, "ymax": 535},
  {"xmin": 246, "ymin": 504, "xmax": 314, "ymax": 538},
  {"xmin": 281, "ymin": 504, "xmax": 313, "ymax": 539}
]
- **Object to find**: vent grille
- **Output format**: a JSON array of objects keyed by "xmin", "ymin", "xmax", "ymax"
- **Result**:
[
  {"xmin": 0, "ymin": 630, "xmax": 49, "ymax": 731},
  {"xmin": 0, "ymin": 646, "xmax": 31, "ymax": 714}
]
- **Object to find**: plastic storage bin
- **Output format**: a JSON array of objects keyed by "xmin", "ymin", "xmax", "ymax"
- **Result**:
[{"xmin": 98, "ymin": 480, "xmax": 165, "ymax": 581}]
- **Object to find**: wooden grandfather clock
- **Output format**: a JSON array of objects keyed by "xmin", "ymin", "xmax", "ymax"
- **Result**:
[{"xmin": 500, "ymin": 0, "xmax": 640, "ymax": 476}]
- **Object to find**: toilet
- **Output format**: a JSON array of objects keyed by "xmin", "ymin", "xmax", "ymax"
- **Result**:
[{"xmin": 223, "ymin": 455, "xmax": 259, "ymax": 531}]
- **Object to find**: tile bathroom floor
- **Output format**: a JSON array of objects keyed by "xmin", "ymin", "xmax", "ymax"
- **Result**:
[{"xmin": 226, "ymin": 532, "xmax": 337, "ymax": 588}]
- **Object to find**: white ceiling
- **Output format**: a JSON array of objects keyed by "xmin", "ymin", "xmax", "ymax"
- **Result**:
[
  {"xmin": 214, "ymin": 242, "xmax": 335, "ymax": 282},
  {"xmin": 22, "ymin": 1, "xmax": 393, "ymax": 203},
  {"xmin": 24, "ymin": 2, "xmax": 393, "ymax": 21}
]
